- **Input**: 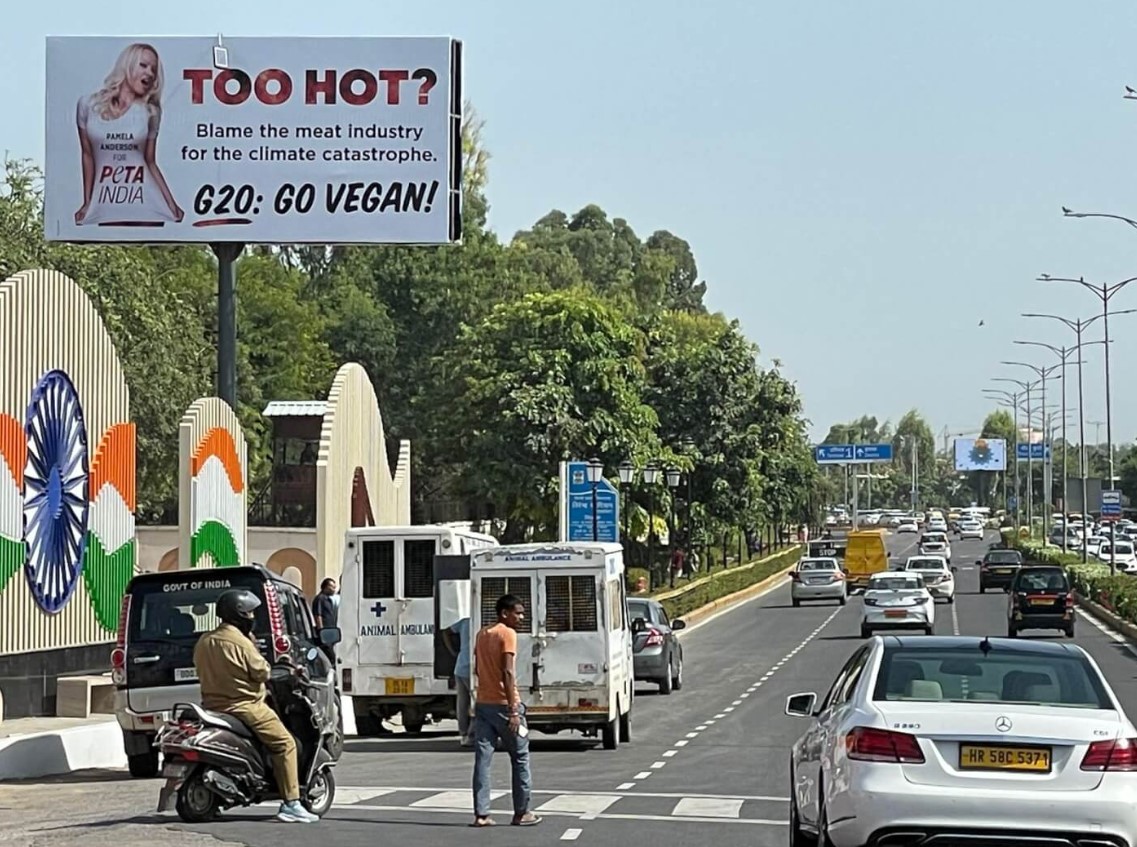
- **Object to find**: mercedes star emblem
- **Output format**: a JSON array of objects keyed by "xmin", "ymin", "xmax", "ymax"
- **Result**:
[{"xmin": 995, "ymin": 716, "xmax": 1013, "ymax": 732}]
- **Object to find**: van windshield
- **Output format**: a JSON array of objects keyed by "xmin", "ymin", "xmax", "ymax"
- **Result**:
[{"xmin": 128, "ymin": 572, "xmax": 270, "ymax": 640}]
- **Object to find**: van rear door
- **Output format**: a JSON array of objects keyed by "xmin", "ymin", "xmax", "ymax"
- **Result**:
[
  {"xmin": 124, "ymin": 570, "xmax": 269, "ymax": 715},
  {"xmin": 433, "ymin": 554, "xmax": 472, "ymax": 681},
  {"xmin": 534, "ymin": 570, "xmax": 607, "ymax": 708}
]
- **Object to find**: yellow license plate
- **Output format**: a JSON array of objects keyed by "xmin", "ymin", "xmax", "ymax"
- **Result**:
[
  {"xmin": 959, "ymin": 744, "xmax": 1051, "ymax": 772},
  {"xmin": 1029, "ymin": 597, "xmax": 1055, "ymax": 605},
  {"xmin": 385, "ymin": 677, "xmax": 415, "ymax": 696}
]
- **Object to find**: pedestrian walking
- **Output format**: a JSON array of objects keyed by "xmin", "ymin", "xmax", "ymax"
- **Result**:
[
  {"xmin": 444, "ymin": 613, "xmax": 474, "ymax": 747},
  {"xmin": 470, "ymin": 594, "xmax": 541, "ymax": 828}
]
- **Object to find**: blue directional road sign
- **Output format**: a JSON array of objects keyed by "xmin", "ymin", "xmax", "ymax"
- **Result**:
[
  {"xmin": 1101, "ymin": 489, "xmax": 1122, "ymax": 519},
  {"xmin": 565, "ymin": 460, "xmax": 619, "ymax": 543},
  {"xmin": 815, "ymin": 444, "xmax": 855, "ymax": 464},
  {"xmin": 1016, "ymin": 443, "xmax": 1051, "ymax": 460},
  {"xmin": 854, "ymin": 443, "xmax": 893, "ymax": 462}
]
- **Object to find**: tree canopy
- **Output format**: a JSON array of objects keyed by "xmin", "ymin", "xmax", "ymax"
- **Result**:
[{"xmin": 0, "ymin": 110, "xmax": 821, "ymax": 555}]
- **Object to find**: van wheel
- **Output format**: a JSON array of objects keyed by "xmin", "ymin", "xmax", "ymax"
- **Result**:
[
  {"xmin": 175, "ymin": 770, "xmax": 220, "ymax": 823},
  {"xmin": 355, "ymin": 714, "xmax": 383, "ymax": 737},
  {"xmin": 127, "ymin": 748, "xmax": 159, "ymax": 779},
  {"xmin": 601, "ymin": 718, "xmax": 619, "ymax": 750},
  {"xmin": 618, "ymin": 704, "xmax": 631, "ymax": 743},
  {"xmin": 404, "ymin": 719, "xmax": 425, "ymax": 735}
]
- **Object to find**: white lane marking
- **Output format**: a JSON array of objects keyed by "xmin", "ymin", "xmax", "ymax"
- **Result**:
[
  {"xmin": 675, "ymin": 740, "xmax": 689, "ymax": 747},
  {"xmin": 706, "ymin": 719, "xmax": 717, "ymax": 725},
  {"xmin": 731, "ymin": 699, "xmax": 743, "ymax": 706},
  {"xmin": 562, "ymin": 828, "xmax": 583, "ymax": 841},
  {"xmin": 339, "ymin": 786, "xmax": 788, "ymax": 802},
  {"xmin": 1076, "ymin": 608, "xmax": 1137, "ymax": 658},
  {"xmin": 696, "ymin": 724, "xmax": 708, "ymax": 730},
  {"xmin": 347, "ymin": 802, "xmax": 788, "ymax": 826},
  {"xmin": 410, "ymin": 789, "xmax": 507, "ymax": 809},
  {"xmin": 663, "ymin": 750, "xmax": 678, "ymax": 758},
  {"xmin": 651, "ymin": 761, "xmax": 666, "ymax": 769},
  {"xmin": 675, "ymin": 558, "xmax": 803, "ymax": 637},
  {"xmin": 634, "ymin": 771, "xmax": 653, "ymax": 779},
  {"xmin": 714, "ymin": 713, "xmax": 727, "ymax": 719},
  {"xmin": 335, "ymin": 788, "xmax": 397, "ymax": 804},
  {"xmin": 951, "ymin": 601, "xmax": 961, "ymax": 636},
  {"xmin": 724, "ymin": 707, "xmax": 735, "ymax": 713},
  {"xmin": 536, "ymin": 794, "xmax": 621, "ymax": 816},
  {"xmin": 672, "ymin": 797, "xmax": 745, "ymax": 818},
  {"xmin": 617, "ymin": 782, "xmax": 635, "ymax": 790},
  {"xmin": 686, "ymin": 731, "xmax": 699, "ymax": 738},
  {"xmin": 740, "ymin": 692, "xmax": 750, "ymax": 698}
]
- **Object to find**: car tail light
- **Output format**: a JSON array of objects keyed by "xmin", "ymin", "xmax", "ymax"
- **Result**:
[
  {"xmin": 845, "ymin": 726, "xmax": 925, "ymax": 763},
  {"xmin": 1065, "ymin": 594, "xmax": 1074, "ymax": 608},
  {"xmin": 110, "ymin": 595, "xmax": 131, "ymax": 684},
  {"xmin": 790, "ymin": 572, "xmax": 801, "ymax": 582},
  {"xmin": 834, "ymin": 571, "xmax": 845, "ymax": 581},
  {"xmin": 1081, "ymin": 738, "xmax": 1137, "ymax": 771},
  {"xmin": 262, "ymin": 581, "xmax": 290, "ymax": 657},
  {"xmin": 644, "ymin": 628, "xmax": 664, "ymax": 648}
]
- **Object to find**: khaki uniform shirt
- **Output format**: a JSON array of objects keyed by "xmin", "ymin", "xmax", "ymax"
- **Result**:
[{"xmin": 193, "ymin": 622, "xmax": 272, "ymax": 711}]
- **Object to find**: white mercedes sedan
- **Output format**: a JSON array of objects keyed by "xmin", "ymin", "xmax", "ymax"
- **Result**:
[
  {"xmin": 861, "ymin": 572, "xmax": 935, "ymax": 637},
  {"xmin": 786, "ymin": 636, "xmax": 1137, "ymax": 847}
]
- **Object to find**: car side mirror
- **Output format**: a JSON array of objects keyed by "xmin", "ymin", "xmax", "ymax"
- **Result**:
[
  {"xmin": 632, "ymin": 617, "xmax": 647, "ymax": 634},
  {"xmin": 671, "ymin": 619, "xmax": 686, "ymax": 630},
  {"xmin": 319, "ymin": 626, "xmax": 342, "ymax": 646},
  {"xmin": 785, "ymin": 692, "xmax": 817, "ymax": 718},
  {"xmin": 951, "ymin": 566, "xmax": 958, "ymax": 573},
  {"xmin": 975, "ymin": 560, "xmax": 982, "ymax": 566}
]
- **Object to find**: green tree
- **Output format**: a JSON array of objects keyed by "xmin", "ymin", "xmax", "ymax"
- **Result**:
[{"xmin": 433, "ymin": 289, "xmax": 661, "ymax": 541}]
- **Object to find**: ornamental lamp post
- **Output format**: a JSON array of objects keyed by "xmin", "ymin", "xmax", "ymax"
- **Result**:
[
  {"xmin": 666, "ymin": 468, "xmax": 681, "ymax": 587},
  {"xmin": 643, "ymin": 464, "xmax": 661, "ymax": 587},
  {"xmin": 617, "ymin": 460, "xmax": 635, "ymax": 551},
  {"xmin": 586, "ymin": 457, "xmax": 604, "ymax": 542}
]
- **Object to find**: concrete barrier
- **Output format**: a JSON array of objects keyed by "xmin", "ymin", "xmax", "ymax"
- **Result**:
[{"xmin": 0, "ymin": 717, "xmax": 125, "ymax": 780}]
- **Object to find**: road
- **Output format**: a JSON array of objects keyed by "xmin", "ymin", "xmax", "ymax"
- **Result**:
[{"xmin": 7, "ymin": 529, "xmax": 1137, "ymax": 847}]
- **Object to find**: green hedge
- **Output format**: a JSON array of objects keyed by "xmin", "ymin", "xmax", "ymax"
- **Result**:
[
  {"xmin": 1013, "ymin": 539, "xmax": 1137, "ymax": 624},
  {"xmin": 650, "ymin": 546, "xmax": 802, "ymax": 621}
]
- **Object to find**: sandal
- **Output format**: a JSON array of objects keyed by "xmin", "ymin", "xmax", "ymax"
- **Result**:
[
  {"xmin": 511, "ymin": 812, "xmax": 542, "ymax": 826},
  {"xmin": 470, "ymin": 817, "xmax": 495, "ymax": 827}
]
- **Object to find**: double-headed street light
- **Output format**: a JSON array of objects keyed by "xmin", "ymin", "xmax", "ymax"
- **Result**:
[
  {"xmin": 1039, "ymin": 271, "xmax": 1137, "ymax": 495},
  {"xmin": 1001, "ymin": 362, "xmax": 1060, "ymax": 541},
  {"xmin": 586, "ymin": 458, "xmax": 604, "ymax": 542},
  {"xmin": 993, "ymin": 376, "xmax": 1041, "ymax": 534},
  {"xmin": 982, "ymin": 388, "xmax": 1021, "ymax": 527},
  {"xmin": 617, "ymin": 460, "xmax": 635, "ymax": 548}
]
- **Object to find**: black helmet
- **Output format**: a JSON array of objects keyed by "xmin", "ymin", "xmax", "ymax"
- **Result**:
[{"xmin": 216, "ymin": 589, "xmax": 261, "ymax": 633}]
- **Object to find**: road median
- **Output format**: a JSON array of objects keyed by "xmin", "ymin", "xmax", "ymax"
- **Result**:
[{"xmin": 650, "ymin": 545, "xmax": 802, "ymax": 624}]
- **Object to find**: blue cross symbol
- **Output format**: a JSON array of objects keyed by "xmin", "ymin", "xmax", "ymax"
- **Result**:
[{"xmin": 370, "ymin": 601, "xmax": 387, "ymax": 619}]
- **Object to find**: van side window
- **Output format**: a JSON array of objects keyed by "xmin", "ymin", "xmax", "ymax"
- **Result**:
[
  {"xmin": 546, "ymin": 575, "xmax": 598, "ymax": 632},
  {"xmin": 362, "ymin": 540, "xmax": 395, "ymax": 598},
  {"xmin": 480, "ymin": 577, "xmax": 534, "ymax": 633},
  {"xmin": 404, "ymin": 540, "xmax": 436, "ymax": 598}
]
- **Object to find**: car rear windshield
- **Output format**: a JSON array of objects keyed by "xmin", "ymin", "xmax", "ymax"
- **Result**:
[
  {"xmin": 1014, "ymin": 570, "xmax": 1069, "ymax": 592},
  {"xmin": 873, "ymin": 645, "xmax": 1110, "ymax": 708},
  {"xmin": 985, "ymin": 551, "xmax": 1022, "ymax": 564},
  {"xmin": 128, "ymin": 572, "xmax": 271, "ymax": 640},
  {"xmin": 627, "ymin": 600, "xmax": 651, "ymax": 621},
  {"xmin": 907, "ymin": 560, "xmax": 943, "ymax": 570},
  {"xmin": 870, "ymin": 577, "xmax": 922, "ymax": 590}
]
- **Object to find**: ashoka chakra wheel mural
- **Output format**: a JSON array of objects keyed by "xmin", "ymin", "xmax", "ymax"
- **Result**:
[{"xmin": 23, "ymin": 370, "xmax": 89, "ymax": 613}]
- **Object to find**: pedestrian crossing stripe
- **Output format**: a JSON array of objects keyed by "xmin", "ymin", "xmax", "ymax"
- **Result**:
[{"xmin": 332, "ymin": 786, "xmax": 788, "ymax": 825}]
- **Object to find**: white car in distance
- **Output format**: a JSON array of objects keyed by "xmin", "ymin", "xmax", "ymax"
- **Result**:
[
  {"xmin": 785, "ymin": 636, "xmax": 1137, "ymax": 847},
  {"xmin": 905, "ymin": 555, "xmax": 955, "ymax": 603},
  {"xmin": 958, "ymin": 520, "xmax": 984, "ymax": 540},
  {"xmin": 1098, "ymin": 541, "xmax": 1137, "ymax": 573},
  {"xmin": 861, "ymin": 572, "xmax": 935, "ymax": 638},
  {"xmin": 896, "ymin": 519, "xmax": 919, "ymax": 534},
  {"xmin": 918, "ymin": 531, "xmax": 952, "ymax": 563}
]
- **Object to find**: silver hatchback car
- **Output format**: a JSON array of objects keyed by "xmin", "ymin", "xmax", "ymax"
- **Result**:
[{"xmin": 791, "ymin": 558, "xmax": 847, "ymax": 607}]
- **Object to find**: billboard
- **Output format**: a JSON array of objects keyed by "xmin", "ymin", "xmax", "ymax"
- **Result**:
[
  {"xmin": 954, "ymin": 437, "xmax": 1007, "ymax": 472},
  {"xmin": 44, "ymin": 36, "xmax": 462, "ymax": 245}
]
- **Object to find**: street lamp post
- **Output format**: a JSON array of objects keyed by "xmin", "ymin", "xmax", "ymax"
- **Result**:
[
  {"xmin": 1001, "ymin": 361, "xmax": 1060, "ymax": 543},
  {"xmin": 586, "ymin": 458, "xmax": 604, "ymax": 542},
  {"xmin": 1022, "ymin": 310, "xmax": 1107, "ymax": 565},
  {"xmin": 666, "ymin": 468, "xmax": 681, "ymax": 586},
  {"xmin": 618, "ymin": 460, "xmax": 635, "ymax": 551},
  {"xmin": 1039, "ymin": 272, "xmax": 1137, "ymax": 499},
  {"xmin": 993, "ymin": 377, "xmax": 1041, "ymax": 536},
  {"xmin": 643, "ymin": 464, "xmax": 660, "ymax": 587}
]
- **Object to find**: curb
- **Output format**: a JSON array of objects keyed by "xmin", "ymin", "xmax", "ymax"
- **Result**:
[
  {"xmin": 0, "ymin": 718, "xmax": 125, "ymax": 781},
  {"xmin": 1075, "ymin": 594, "xmax": 1137, "ymax": 642}
]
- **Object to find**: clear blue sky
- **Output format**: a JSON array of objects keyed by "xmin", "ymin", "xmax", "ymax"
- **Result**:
[{"xmin": 6, "ymin": 1, "xmax": 1137, "ymax": 446}]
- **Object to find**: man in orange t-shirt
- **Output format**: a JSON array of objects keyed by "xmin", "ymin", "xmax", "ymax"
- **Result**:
[{"xmin": 470, "ymin": 594, "xmax": 541, "ymax": 828}]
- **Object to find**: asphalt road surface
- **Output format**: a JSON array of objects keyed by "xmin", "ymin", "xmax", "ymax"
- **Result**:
[{"xmin": 10, "ymin": 530, "xmax": 1137, "ymax": 847}]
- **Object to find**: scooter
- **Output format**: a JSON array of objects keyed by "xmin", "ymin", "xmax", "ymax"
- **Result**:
[{"xmin": 156, "ymin": 647, "xmax": 338, "ymax": 822}]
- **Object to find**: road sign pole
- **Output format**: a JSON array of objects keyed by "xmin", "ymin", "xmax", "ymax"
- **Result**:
[{"xmin": 851, "ymin": 466, "xmax": 860, "ymax": 530}]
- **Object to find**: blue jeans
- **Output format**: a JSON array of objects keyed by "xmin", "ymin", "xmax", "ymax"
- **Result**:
[{"xmin": 472, "ymin": 703, "xmax": 532, "ymax": 817}]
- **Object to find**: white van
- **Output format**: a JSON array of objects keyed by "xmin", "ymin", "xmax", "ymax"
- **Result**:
[
  {"xmin": 339, "ymin": 525, "xmax": 497, "ymax": 735},
  {"xmin": 469, "ymin": 542, "xmax": 633, "ymax": 750}
]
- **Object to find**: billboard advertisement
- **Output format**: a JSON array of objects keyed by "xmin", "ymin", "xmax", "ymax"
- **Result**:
[
  {"xmin": 954, "ymin": 437, "xmax": 1007, "ymax": 472},
  {"xmin": 44, "ymin": 36, "xmax": 462, "ymax": 245}
]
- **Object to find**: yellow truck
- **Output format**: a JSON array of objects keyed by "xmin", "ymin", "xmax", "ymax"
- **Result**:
[{"xmin": 843, "ymin": 529, "xmax": 890, "ymax": 593}]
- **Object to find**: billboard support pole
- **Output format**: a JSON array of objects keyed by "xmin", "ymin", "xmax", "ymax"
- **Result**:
[{"xmin": 212, "ymin": 243, "xmax": 244, "ymax": 409}]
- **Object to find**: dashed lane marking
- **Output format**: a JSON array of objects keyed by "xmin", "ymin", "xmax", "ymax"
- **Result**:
[
  {"xmin": 561, "ymin": 828, "xmax": 583, "ymax": 841},
  {"xmin": 951, "ymin": 600, "xmax": 961, "ymax": 636}
]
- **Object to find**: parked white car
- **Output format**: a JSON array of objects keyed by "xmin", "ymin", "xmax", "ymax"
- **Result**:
[
  {"xmin": 860, "ymin": 572, "xmax": 935, "ymax": 638},
  {"xmin": 904, "ymin": 555, "xmax": 955, "ymax": 603},
  {"xmin": 1097, "ymin": 541, "xmax": 1137, "ymax": 573},
  {"xmin": 785, "ymin": 636, "xmax": 1137, "ymax": 847}
]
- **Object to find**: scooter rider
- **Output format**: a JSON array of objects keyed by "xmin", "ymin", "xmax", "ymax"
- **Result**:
[{"xmin": 193, "ymin": 588, "xmax": 319, "ymax": 824}]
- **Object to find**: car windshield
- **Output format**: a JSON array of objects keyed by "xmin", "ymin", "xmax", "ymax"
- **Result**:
[
  {"xmin": 799, "ymin": 559, "xmax": 836, "ymax": 571},
  {"xmin": 985, "ymin": 551, "xmax": 1022, "ymax": 564},
  {"xmin": 873, "ymin": 645, "xmax": 1111, "ymax": 708},
  {"xmin": 870, "ymin": 577, "xmax": 921, "ymax": 590}
]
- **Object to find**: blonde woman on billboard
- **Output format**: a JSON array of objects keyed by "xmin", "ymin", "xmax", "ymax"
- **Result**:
[{"xmin": 74, "ymin": 42, "xmax": 184, "ymax": 226}]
